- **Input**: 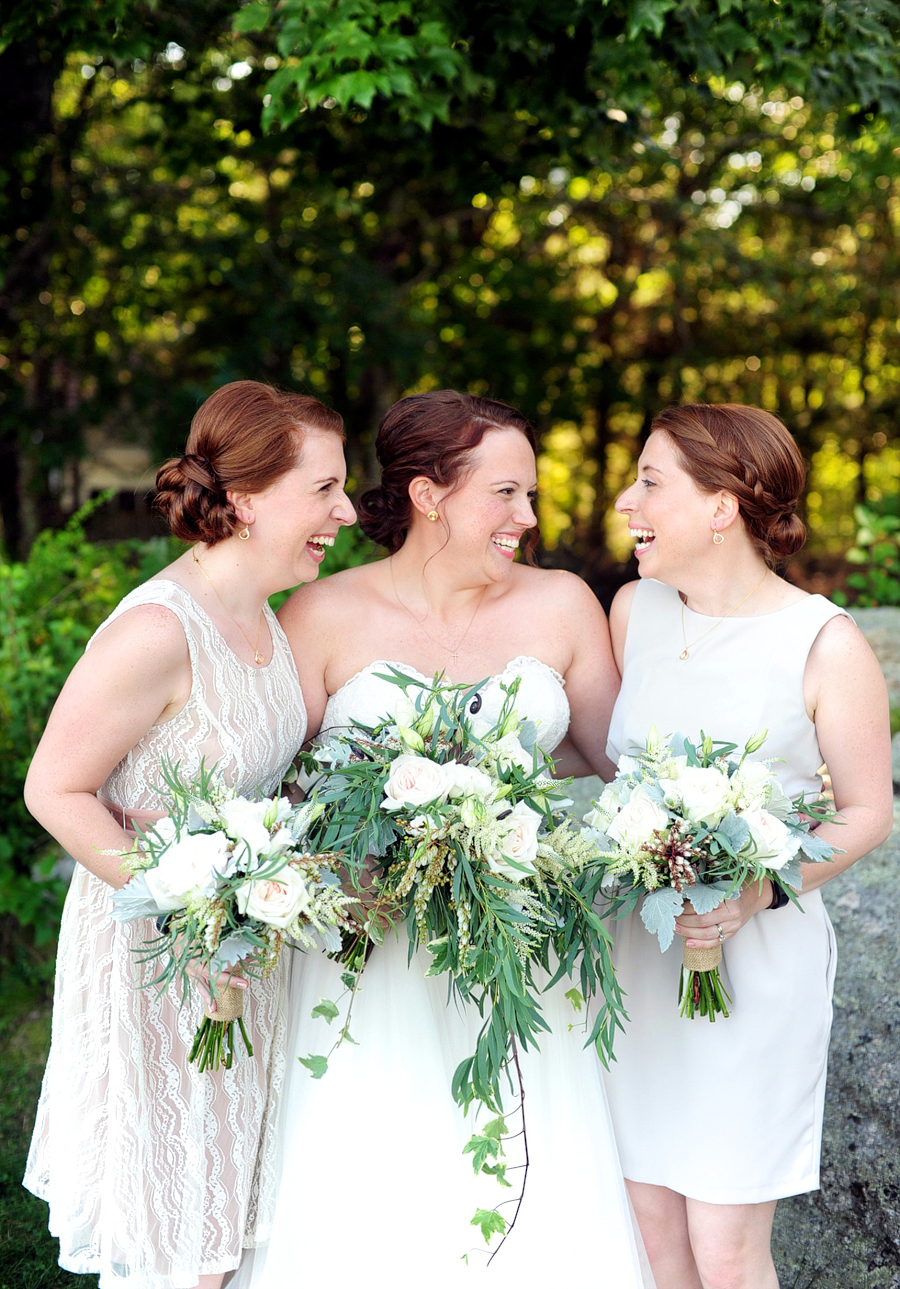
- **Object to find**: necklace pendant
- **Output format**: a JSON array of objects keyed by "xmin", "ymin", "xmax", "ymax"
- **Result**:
[
  {"xmin": 254, "ymin": 650, "xmax": 263, "ymax": 665},
  {"xmin": 679, "ymin": 648, "xmax": 689, "ymax": 661}
]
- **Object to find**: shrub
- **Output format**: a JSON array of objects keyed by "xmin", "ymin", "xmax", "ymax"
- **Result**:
[{"xmin": 834, "ymin": 505, "xmax": 900, "ymax": 607}]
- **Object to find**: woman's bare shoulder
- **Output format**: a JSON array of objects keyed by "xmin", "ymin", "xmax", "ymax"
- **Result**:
[{"xmin": 278, "ymin": 562, "xmax": 385, "ymax": 632}]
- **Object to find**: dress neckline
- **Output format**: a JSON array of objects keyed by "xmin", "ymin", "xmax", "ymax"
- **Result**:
[
  {"xmin": 328, "ymin": 654, "xmax": 566, "ymax": 699},
  {"xmin": 679, "ymin": 588, "xmax": 817, "ymax": 622},
  {"xmin": 144, "ymin": 578, "xmax": 280, "ymax": 673}
]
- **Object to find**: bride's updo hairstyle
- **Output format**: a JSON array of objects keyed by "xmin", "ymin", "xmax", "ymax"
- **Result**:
[
  {"xmin": 155, "ymin": 381, "xmax": 343, "ymax": 544},
  {"xmin": 358, "ymin": 389, "xmax": 538, "ymax": 555},
  {"xmin": 652, "ymin": 403, "xmax": 807, "ymax": 566}
]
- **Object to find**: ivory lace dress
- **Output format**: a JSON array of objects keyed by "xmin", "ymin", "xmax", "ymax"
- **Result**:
[
  {"xmin": 236, "ymin": 657, "xmax": 654, "ymax": 1288},
  {"xmin": 605, "ymin": 579, "xmax": 845, "ymax": 1204},
  {"xmin": 24, "ymin": 580, "xmax": 307, "ymax": 1289}
]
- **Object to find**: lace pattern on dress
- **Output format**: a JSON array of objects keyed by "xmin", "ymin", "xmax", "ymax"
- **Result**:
[{"xmin": 24, "ymin": 580, "xmax": 307, "ymax": 1289}]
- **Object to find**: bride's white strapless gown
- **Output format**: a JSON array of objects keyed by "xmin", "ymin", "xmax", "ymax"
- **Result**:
[{"xmin": 235, "ymin": 658, "xmax": 653, "ymax": 1286}]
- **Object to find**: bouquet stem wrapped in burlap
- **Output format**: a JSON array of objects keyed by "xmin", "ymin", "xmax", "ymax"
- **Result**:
[{"xmin": 680, "ymin": 941, "xmax": 730, "ymax": 1019}]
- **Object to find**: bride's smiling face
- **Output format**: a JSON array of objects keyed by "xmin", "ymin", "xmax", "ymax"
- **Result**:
[
  {"xmin": 433, "ymin": 429, "xmax": 538, "ymax": 580},
  {"xmin": 615, "ymin": 431, "xmax": 723, "ymax": 580}
]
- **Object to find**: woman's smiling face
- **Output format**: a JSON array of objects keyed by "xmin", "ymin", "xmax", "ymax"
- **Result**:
[
  {"xmin": 435, "ymin": 428, "xmax": 538, "ymax": 580},
  {"xmin": 615, "ymin": 430, "xmax": 723, "ymax": 578}
]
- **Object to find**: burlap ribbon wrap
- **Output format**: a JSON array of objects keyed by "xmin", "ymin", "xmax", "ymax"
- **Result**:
[
  {"xmin": 682, "ymin": 942, "xmax": 722, "ymax": 973},
  {"xmin": 205, "ymin": 983, "xmax": 245, "ymax": 1023}
]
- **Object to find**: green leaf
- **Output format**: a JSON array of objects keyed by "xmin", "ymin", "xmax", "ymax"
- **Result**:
[
  {"xmin": 298, "ymin": 1053, "xmax": 329, "ymax": 1079},
  {"xmin": 311, "ymin": 998, "xmax": 340, "ymax": 1024},
  {"xmin": 471, "ymin": 1208, "xmax": 507, "ymax": 1244},
  {"xmin": 232, "ymin": 2, "xmax": 273, "ymax": 34},
  {"xmin": 565, "ymin": 986, "xmax": 584, "ymax": 1013}
]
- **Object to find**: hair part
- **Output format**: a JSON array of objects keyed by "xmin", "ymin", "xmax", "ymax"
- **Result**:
[
  {"xmin": 155, "ymin": 381, "xmax": 344, "ymax": 545},
  {"xmin": 357, "ymin": 389, "xmax": 539, "ymax": 557},
  {"xmin": 651, "ymin": 402, "xmax": 807, "ymax": 565}
]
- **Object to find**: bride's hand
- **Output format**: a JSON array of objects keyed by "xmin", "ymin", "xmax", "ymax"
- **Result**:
[
  {"xmin": 675, "ymin": 880, "xmax": 773, "ymax": 947},
  {"xmin": 185, "ymin": 960, "xmax": 248, "ymax": 1012}
]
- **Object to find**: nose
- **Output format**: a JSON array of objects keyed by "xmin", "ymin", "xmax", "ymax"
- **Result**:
[
  {"xmin": 615, "ymin": 481, "xmax": 637, "ymax": 514},
  {"xmin": 334, "ymin": 490, "xmax": 357, "ymax": 525},
  {"xmin": 515, "ymin": 495, "xmax": 538, "ymax": 529}
]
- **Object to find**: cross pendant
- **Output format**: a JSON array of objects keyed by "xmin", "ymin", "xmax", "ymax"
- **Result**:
[{"xmin": 449, "ymin": 650, "xmax": 459, "ymax": 665}]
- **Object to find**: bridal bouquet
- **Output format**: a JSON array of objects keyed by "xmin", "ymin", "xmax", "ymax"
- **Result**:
[
  {"xmin": 301, "ymin": 670, "xmax": 624, "ymax": 1242},
  {"xmin": 585, "ymin": 727, "xmax": 837, "ymax": 1020},
  {"xmin": 110, "ymin": 760, "xmax": 355, "ymax": 1070}
]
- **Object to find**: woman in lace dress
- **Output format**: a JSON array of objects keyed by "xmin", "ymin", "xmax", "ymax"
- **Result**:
[
  {"xmin": 23, "ymin": 381, "xmax": 355, "ymax": 1289},
  {"xmin": 604, "ymin": 404, "xmax": 892, "ymax": 1289},
  {"xmin": 236, "ymin": 391, "xmax": 654, "ymax": 1285}
]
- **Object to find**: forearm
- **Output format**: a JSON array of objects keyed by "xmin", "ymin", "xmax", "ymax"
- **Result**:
[
  {"xmin": 25, "ymin": 789, "xmax": 140, "ymax": 888},
  {"xmin": 793, "ymin": 805, "xmax": 894, "ymax": 895}
]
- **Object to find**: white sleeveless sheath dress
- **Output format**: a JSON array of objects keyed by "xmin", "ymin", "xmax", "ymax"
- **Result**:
[
  {"xmin": 605, "ymin": 579, "xmax": 845, "ymax": 1205},
  {"xmin": 235, "ymin": 657, "xmax": 655, "ymax": 1287},
  {"xmin": 24, "ymin": 580, "xmax": 307, "ymax": 1288}
]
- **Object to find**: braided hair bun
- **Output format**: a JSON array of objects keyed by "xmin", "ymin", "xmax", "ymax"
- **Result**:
[{"xmin": 155, "ymin": 381, "xmax": 343, "ymax": 545}]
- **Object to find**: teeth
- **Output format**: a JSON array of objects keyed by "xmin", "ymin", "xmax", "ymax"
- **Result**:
[
  {"xmin": 309, "ymin": 535, "xmax": 335, "ymax": 547},
  {"xmin": 492, "ymin": 536, "xmax": 519, "ymax": 550},
  {"xmin": 629, "ymin": 527, "xmax": 656, "ymax": 552}
]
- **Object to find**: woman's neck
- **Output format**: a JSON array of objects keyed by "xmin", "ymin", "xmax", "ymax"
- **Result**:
[{"xmin": 674, "ymin": 554, "xmax": 774, "ymax": 618}]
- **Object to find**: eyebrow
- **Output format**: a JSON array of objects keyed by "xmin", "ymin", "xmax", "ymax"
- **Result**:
[
  {"xmin": 312, "ymin": 476, "xmax": 341, "ymax": 485},
  {"xmin": 639, "ymin": 463, "xmax": 664, "ymax": 475},
  {"xmin": 491, "ymin": 478, "xmax": 538, "ymax": 487}
]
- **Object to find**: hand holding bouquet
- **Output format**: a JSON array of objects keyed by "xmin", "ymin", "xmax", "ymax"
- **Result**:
[
  {"xmin": 586, "ymin": 727, "xmax": 838, "ymax": 1020},
  {"xmin": 110, "ymin": 760, "xmax": 355, "ymax": 1070}
]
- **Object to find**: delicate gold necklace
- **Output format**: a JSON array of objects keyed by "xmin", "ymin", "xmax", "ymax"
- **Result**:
[
  {"xmin": 389, "ymin": 558, "xmax": 488, "ymax": 667},
  {"xmin": 192, "ymin": 547, "xmax": 266, "ymax": 666},
  {"xmin": 679, "ymin": 569, "xmax": 770, "ymax": 661}
]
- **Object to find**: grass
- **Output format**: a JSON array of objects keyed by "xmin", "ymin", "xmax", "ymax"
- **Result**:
[{"xmin": 0, "ymin": 969, "xmax": 97, "ymax": 1289}]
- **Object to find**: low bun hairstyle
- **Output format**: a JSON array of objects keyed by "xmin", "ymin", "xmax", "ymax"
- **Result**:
[
  {"xmin": 651, "ymin": 403, "xmax": 807, "ymax": 566},
  {"xmin": 155, "ymin": 381, "xmax": 344, "ymax": 545},
  {"xmin": 358, "ymin": 390, "xmax": 538, "ymax": 555}
]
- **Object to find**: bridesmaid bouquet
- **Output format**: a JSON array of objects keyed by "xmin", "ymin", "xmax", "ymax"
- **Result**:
[
  {"xmin": 301, "ymin": 670, "xmax": 624, "ymax": 1244},
  {"xmin": 110, "ymin": 760, "xmax": 355, "ymax": 1070},
  {"xmin": 585, "ymin": 727, "xmax": 838, "ymax": 1020}
]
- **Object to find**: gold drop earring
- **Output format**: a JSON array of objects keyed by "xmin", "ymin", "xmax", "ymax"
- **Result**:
[{"xmin": 712, "ymin": 527, "xmax": 725, "ymax": 545}]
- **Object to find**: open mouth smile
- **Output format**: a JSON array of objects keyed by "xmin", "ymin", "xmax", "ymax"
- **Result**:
[
  {"xmin": 307, "ymin": 534, "xmax": 336, "ymax": 559},
  {"xmin": 629, "ymin": 527, "xmax": 656, "ymax": 554}
]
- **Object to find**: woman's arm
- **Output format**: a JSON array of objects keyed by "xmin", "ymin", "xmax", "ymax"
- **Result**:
[
  {"xmin": 678, "ymin": 613, "xmax": 893, "ymax": 947},
  {"xmin": 277, "ymin": 579, "xmax": 341, "ymax": 740},
  {"xmin": 24, "ymin": 605, "xmax": 192, "ymax": 888},
  {"xmin": 551, "ymin": 572, "xmax": 622, "ymax": 781}
]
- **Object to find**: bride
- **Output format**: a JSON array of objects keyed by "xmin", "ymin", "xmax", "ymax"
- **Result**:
[{"xmin": 235, "ymin": 389, "xmax": 652, "ymax": 1285}]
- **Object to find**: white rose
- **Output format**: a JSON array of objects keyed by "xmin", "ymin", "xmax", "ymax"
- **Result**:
[
  {"xmin": 236, "ymin": 863, "xmax": 312, "ymax": 929},
  {"xmin": 489, "ymin": 802, "xmax": 542, "ymax": 880},
  {"xmin": 743, "ymin": 808, "xmax": 794, "ymax": 870},
  {"xmin": 382, "ymin": 755, "xmax": 449, "ymax": 811},
  {"xmin": 218, "ymin": 797, "xmax": 276, "ymax": 860},
  {"xmin": 149, "ymin": 816, "xmax": 177, "ymax": 846},
  {"xmin": 584, "ymin": 782, "xmax": 621, "ymax": 832},
  {"xmin": 444, "ymin": 763, "xmax": 495, "ymax": 801},
  {"xmin": 731, "ymin": 760, "xmax": 774, "ymax": 811},
  {"xmin": 144, "ymin": 830, "xmax": 231, "ymax": 911},
  {"xmin": 607, "ymin": 786, "xmax": 669, "ymax": 849},
  {"xmin": 676, "ymin": 766, "xmax": 733, "ymax": 826}
]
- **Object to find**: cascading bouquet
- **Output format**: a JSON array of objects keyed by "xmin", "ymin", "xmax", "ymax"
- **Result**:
[
  {"xmin": 300, "ymin": 670, "xmax": 625, "ymax": 1248},
  {"xmin": 109, "ymin": 760, "xmax": 355, "ymax": 1070},
  {"xmin": 585, "ymin": 727, "xmax": 838, "ymax": 1020}
]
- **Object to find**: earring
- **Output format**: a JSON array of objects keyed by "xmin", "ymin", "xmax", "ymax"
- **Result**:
[
  {"xmin": 712, "ymin": 529, "xmax": 725, "ymax": 545},
  {"xmin": 238, "ymin": 525, "xmax": 250, "ymax": 541},
  {"xmin": 427, "ymin": 510, "xmax": 439, "ymax": 523}
]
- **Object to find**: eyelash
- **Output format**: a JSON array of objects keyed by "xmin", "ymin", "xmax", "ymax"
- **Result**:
[
  {"xmin": 640, "ymin": 479, "xmax": 656, "ymax": 489},
  {"xmin": 498, "ymin": 489, "xmax": 538, "ymax": 501}
]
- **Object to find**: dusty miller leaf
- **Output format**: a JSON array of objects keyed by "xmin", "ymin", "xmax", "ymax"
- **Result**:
[{"xmin": 640, "ymin": 886, "xmax": 685, "ymax": 951}]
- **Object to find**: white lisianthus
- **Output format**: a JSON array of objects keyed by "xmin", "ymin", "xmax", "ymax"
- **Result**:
[
  {"xmin": 730, "ymin": 760, "xmax": 774, "ymax": 811},
  {"xmin": 676, "ymin": 766, "xmax": 733, "ymax": 826},
  {"xmin": 616, "ymin": 755, "xmax": 642, "ymax": 776},
  {"xmin": 382, "ymin": 755, "xmax": 449, "ymax": 811},
  {"xmin": 489, "ymin": 802, "xmax": 542, "ymax": 880},
  {"xmin": 149, "ymin": 816, "xmax": 178, "ymax": 846},
  {"xmin": 444, "ymin": 763, "xmax": 495, "ymax": 801},
  {"xmin": 743, "ymin": 808, "xmax": 794, "ymax": 870},
  {"xmin": 144, "ymin": 830, "xmax": 231, "ymax": 911},
  {"xmin": 236, "ymin": 863, "xmax": 312, "ymax": 929},
  {"xmin": 393, "ymin": 694, "xmax": 418, "ymax": 729},
  {"xmin": 584, "ymin": 782, "xmax": 621, "ymax": 832},
  {"xmin": 491, "ymin": 733, "xmax": 533, "ymax": 773},
  {"xmin": 607, "ymin": 786, "xmax": 669, "ymax": 849},
  {"xmin": 219, "ymin": 797, "xmax": 277, "ymax": 860}
]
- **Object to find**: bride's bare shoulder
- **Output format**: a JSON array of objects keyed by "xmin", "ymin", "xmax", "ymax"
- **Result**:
[
  {"xmin": 513, "ymin": 565, "xmax": 605, "ymax": 617},
  {"xmin": 278, "ymin": 561, "xmax": 386, "ymax": 635}
]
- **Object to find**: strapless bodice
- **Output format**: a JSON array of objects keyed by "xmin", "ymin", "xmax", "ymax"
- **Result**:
[{"xmin": 321, "ymin": 655, "xmax": 570, "ymax": 754}]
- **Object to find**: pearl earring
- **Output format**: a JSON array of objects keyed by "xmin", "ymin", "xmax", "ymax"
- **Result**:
[{"xmin": 427, "ymin": 510, "xmax": 439, "ymax": 523}]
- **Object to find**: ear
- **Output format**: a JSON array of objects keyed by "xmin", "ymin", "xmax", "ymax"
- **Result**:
[
  {"xmin": 711, "ymin": 491, "xmax": 740, "ymax": 533},
  {"xmin": 227, "ymin": 489, "xmax": 255, "ymax": 527},
  {"xmin": 408, "ymin": 475, "xmax": 444, "ymax": 519}
]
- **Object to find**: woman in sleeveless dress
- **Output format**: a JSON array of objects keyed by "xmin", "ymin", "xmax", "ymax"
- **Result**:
[
  {"xmin": 604, "ymin": 403, "xmax": 892, "ymax": 1289},
  {"xmin": 23, "ymin": 381, "xmax": 355, "ymax": 1289},
  {"xmin": 235, "ymin": 390, "xmax": 654, "ymax": 1285}
]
